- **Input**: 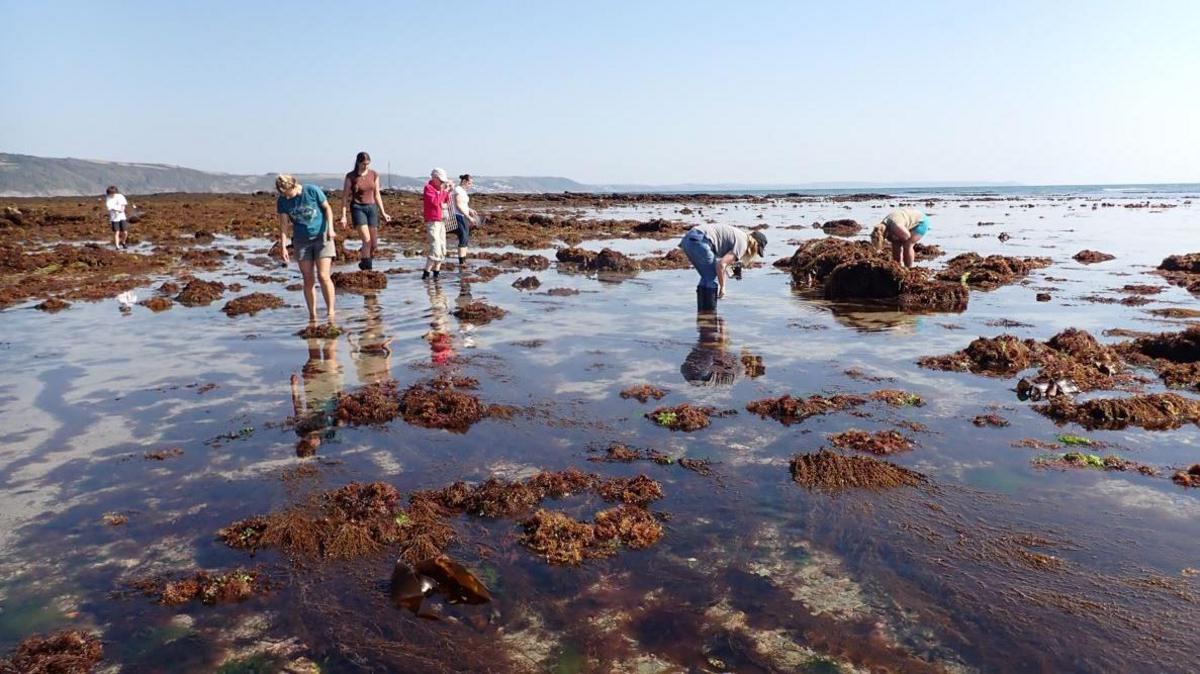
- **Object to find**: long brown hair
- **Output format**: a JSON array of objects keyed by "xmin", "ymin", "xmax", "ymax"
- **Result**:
[{"xmin": 353, "ymin": 151, "xmax": 370, "ymax": 173}]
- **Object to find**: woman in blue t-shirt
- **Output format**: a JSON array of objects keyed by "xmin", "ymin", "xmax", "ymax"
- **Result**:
[{"xmin": 276, "ymin": 174, "xmax": 338, "ymax": 322}]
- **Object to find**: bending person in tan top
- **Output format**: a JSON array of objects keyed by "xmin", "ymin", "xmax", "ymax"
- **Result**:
[{"xmin": 871, "ymin": 208, "xmax": 930, "ymax": 269}]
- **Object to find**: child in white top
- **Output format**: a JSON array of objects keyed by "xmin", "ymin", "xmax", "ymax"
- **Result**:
[{"xmin": 104, "ymin": 185, "xmax": 134, "ymax": 249}]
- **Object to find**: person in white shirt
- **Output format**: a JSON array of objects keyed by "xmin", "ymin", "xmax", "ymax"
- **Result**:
[
  {"xmin": 104, "ymin": 185, "xmax": 134, "ymax": 249},
  {"xmin": 450, "ymin": 174, "xmax": 479, "ymax": 267}
]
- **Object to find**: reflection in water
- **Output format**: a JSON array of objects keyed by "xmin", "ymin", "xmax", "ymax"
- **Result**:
[
  {"xmin": 680, "ymin": 310, "xmax": 740, "ymax": 386},
  {"xmin": 291, "ymin": 337, "xmax": 343, "ymax": 457},
  {"xmin": 791, "ymin": 284, "xmax": 920, "ymax": 333},
  {"xmin": 349, "ymin": 295, "xmax": 392, "ymax": 384},
  {"xmin": 425, "ymin": 281, "xmax": 454, "ymax": 364}
]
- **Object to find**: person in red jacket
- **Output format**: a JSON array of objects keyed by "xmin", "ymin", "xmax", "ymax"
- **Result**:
[{"xmin": 422, "ymin": 168, "xmax": 452, "ymax": 280}]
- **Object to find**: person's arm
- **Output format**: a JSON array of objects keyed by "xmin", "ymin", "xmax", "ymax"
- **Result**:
[
  {"xmin": 340, "ymin": 176, "xmax": 351, "ymax": 228},
  {"xmin": 321, "ymin": 201, "xmax": 336, "ymax": 241},
  {"xmin": 278, "ymin": 214, "xmax": 292, "ymax": 264},
  {"xmin": 375, "ymin": 176, "xmax": 390, "ymax": 222},
  {"xmin": 716, "ymin": 252, "xmax": 736, "ymax": 296}
]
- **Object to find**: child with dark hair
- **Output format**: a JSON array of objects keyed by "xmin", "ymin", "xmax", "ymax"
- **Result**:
[{"xmin": 104, "ymin": 185, "xmax": 134, "ymax": 248}]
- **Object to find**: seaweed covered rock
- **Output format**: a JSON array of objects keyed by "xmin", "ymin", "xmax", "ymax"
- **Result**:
[
  {"xmin": 789, "ymin": 450, "xmax": 926, "ymax": 492},
  {"xmin": 937, "ymin": 253, "xmax": 1052, "ymax": 290},
  {"xmin": 34, "ymin": 297, "xmax": 71, "ymax": 312},
  {"xmin": 1073, "ymin": 250, "xmax": 1116, "ymax": 264},
  {"xmin": 452, "ymin": 300, "xmax": 506, "ymax": 325},
  {"xmin": 821, "ymin": 219, "xmax": 862, "ymax": 236},
  {"xmin": 620, "ymin": 384, "xmax": 667, "ymax": 403},
  {"xmin": 175, "ymin": 278, "xmax": 226, "ymax": 306},
  {"xmin": 746, "ymin": 394, "xmax": 867, "ymax": 425},
  {"xmin": 1117, "ymin": 326, "xmax": 1200, "ymax": 390},
  {"xmin": 0, "ymin": 629, "xmax": 103, "ymax": 673},
  {"xmin": 556, "ymin": 246, "xmax": 639, "ymax": 272},
  {"xmin": 646, "ymin": 403, "xmax": 728, "ymax": 431},
  {"xmin": 222, "ymin": 292, "xmax": 285, "ymax": 317},
  {"xmin": 331, "ymin": 270, "xmax": 387, "ymax": 292},
  {"xmin": 511, "ymin": 275, "xmax": 541, "ymax": 290},
  {"xmin": 827, "ymin": 429, "xmax": 913, "ymax": 455},
  {"xmin": 473, "ymin": 252, "xmax": 552, "ymax": 270},
  {"xmin": 296, "ymin": 323, "xmax": 344, "ymax": 339},
  {"xmin": 1035, "ymin": 392, "xmax": 1200, "ymax": 431},
  {"xmin": 824, "ymin": 260, "xmax": 969, "ymax": 312},
  {"xmin": 139, "ymin": 296, "xmax": 173, "ymax": 312},
  {"xmin": 919, "ymin": 328, "xmax": 1125, "ymax": 391},
  {"xmin": 780, "ymin": 237, "xmax": 882, "ymax": 282},
  {"xmin": 1156, "ymin": 252, "xmax": 1200, "ymax": 294},
  {"xmin": 1173, "ymin": 464, "xmax": 1200, "ymax": 487},
  {"xmin": 596, "ymin": 475, "xmax": 664, "ymax": 506}
]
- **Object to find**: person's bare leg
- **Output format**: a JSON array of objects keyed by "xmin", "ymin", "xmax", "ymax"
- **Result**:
[
  {"xmin": 114, "ymin": 229, "xmax": 120, "ymax": 248},
  {"xmin": 370, "ymin": 227, "xmax": 379, "ymax": 258},
  {"xmin": 904, "ymin": 232, "xmax": 923, "ymax": 268},
  {"xmin": 890, "ymin": 240, "xmax": 904, "ymax": 264},
  {"xmin": 317, "ymin": 257, "xmax": 336, "ymax": 321},
  {"xmin": 358, "ymin": 225, "xmax": 371, "ymax": 261},
  {"xmin": 299, "ymin": 258, "xmax": 318, "ymax": 321}
]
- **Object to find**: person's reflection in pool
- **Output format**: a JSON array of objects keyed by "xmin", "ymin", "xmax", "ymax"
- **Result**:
[
  {"xmin": 425, "ymin": 280, "xmax": 455, "ymax": 365},
  {"xmin": 681, "ymin": 310, "xmax": 741, "ymax": 386},
  {"xmin": 349, "ymin": 294, "xmax": 392, "ymax": 384},
  {"xmin": 291, "ymin": 336, "xmax": 343, "ymax": 457}
]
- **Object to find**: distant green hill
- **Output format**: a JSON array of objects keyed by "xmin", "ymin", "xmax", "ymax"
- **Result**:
[{"xmin": 0, "ymin": 153, "xmax": 589, "ymax": 196}]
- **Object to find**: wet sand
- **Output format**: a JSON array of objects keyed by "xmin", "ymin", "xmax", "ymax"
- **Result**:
[{"xmin": 0, "ymin": 191, "xmax": 1198, "ymax": 672}]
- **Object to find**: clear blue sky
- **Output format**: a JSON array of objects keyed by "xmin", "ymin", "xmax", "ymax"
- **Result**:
[{"xmin": 2, "ymin": 0, "xmax": 1197, "ymax": 185}]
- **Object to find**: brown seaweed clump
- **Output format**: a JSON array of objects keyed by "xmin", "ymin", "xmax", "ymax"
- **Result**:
[
  {"xmin": 827, "ymin": 430, "xmax": 914, "ymax": 455},
  {"xmin": 1032, "ymin": 452, "xmax": 1157, "ymax": 475},
  {"xmin": 918, "ymin": 334, "xmax": 1040, "ymax": 376},
  {"xmin": 789, "ymin": 450, "xmax": 926, "ymax": 493},
  {"xmin": 134, "ymin": 568, "xmax": 269, "ymax": 606},
  {"xmin": 175, "ymin": 278, "xmax": 226, "ymax": 306},
  {"xmin": 1117, "ymin": 326, "xmax": 1200, "ymax": 390},
  {"xmin": 1073, "ymin": 250, "xmax": 1116, "ymax": 264},
  {"xmin": 420, "ymin": 468, "xmax": 599, "ymax": 519},
  {"xmin": 330, "ymin": 270, "xmax": 387, "ymax": 292},
  {"xmin": 973, "ymin": 414, "xmax": 1010, "ymax": 427},
  {"xmin": 1036, "ymin": 393, "xmax": 1200, "ymax": 431},
  {"xmin": 646, "ymin": 403, "xmax": 728, "ymax": 431},
  {"xmin": 1173, "ymin": 464, "xmax": 1200, "ymax": 487},
  {"xmin": 399, "ymin": 380, "xmax": 487, "ymax": 432},
  {"xmin": 520, "ymin": 501, "xmax": 665, "ymax": 566},
  {"xmin": 619, "ymin": 384, "xmax": 667, "ymax": 403},
  {"xmin": 0, "ymin": 629, "xmax": 103, "ymax": 674},
  {"xmin": 218, "ymin": 482, "xmax": 414, "ymax": 561},
  {"xmin": 869, "ymin": 389, "xmax": 925, "ymax": 407},
  {"xmin": 741, "ymin": 352, "xmax": 765, "ymax": 378},
  {"xmin": 144, "ymin": 447, "xmax": 184, "ymax": 460},
  {"xmin": 222, "ymin": 292, "xmax": 285, "ymax": 317},
  {"xmin": 452, "ymin": 300, "xmax": 507, "ymax": 324},
  {"xmin": 520, "ymin": 509, "xmax": 607, "ymax": 565},
  {"xmin": 596, "ymin": 475, "xmax": 665, "ymax": 506},
  {"xmin": 138, "ymin": 296, "xmax": 173, "ymax": 312},
  {"xmin": 296, "ymin": 323, "xmax": 344, "ymax": 339},
  {"xmin": 937, "ymin": 253, "xmax": 1052, "ymax": 290},
  {"xmin": 34, "ymin": 297, "xmax": 70, "ymax": 312},
  {"xmin": 593, "ymin": 504, "xmax": 663, "ymax": 549},
  {"xmin": 335, "ymin": 380, "xmax": 402, "ymax": 425},
  {"xmin": 745, "ymin": 394, "xmax": 867, "ymax": 425}
]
